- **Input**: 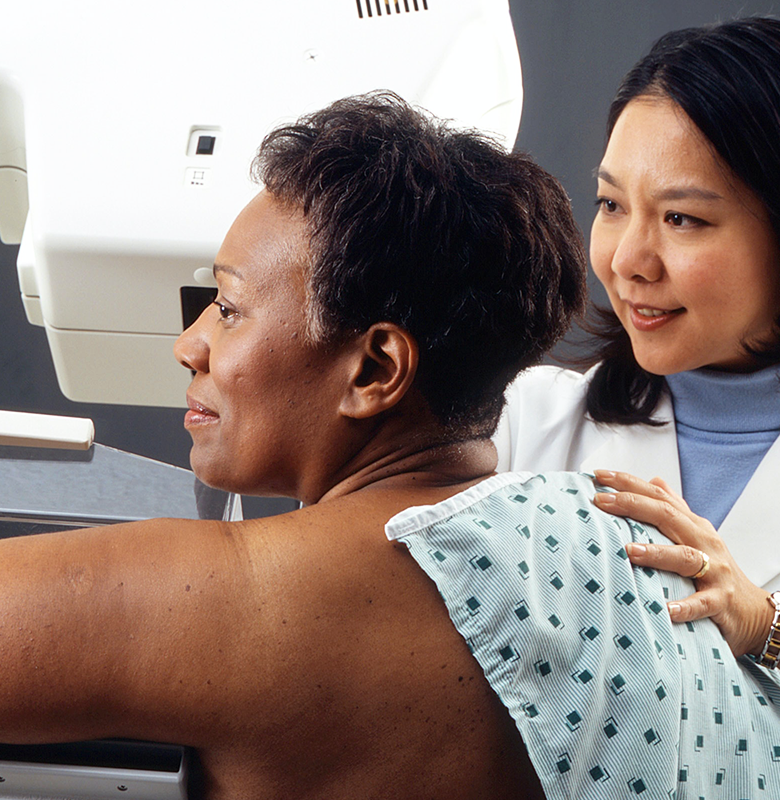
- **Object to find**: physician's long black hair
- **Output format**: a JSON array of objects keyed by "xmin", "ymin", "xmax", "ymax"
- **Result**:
[{"xmin": 585, "ymin": 16, "xmax": 780, "ymax": 425}]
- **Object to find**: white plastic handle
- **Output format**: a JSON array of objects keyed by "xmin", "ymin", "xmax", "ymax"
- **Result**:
[{"xmin": 0, "ymin": 409, "xmax": 94, "ymax": 450}]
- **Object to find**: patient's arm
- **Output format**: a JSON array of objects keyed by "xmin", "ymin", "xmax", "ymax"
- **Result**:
[
  {"xmin": 0, "ymin": 493, "xmax": 536, "ymax": 799},
  {"xmin": 0, "ymin": 516, "xmax": 247, "ymax": 744}
]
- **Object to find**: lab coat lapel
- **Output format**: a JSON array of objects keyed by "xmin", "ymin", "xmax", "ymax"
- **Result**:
[
  {"xmin": 718, "ymin": 435, "xmax": 780, "ymax": 588},
  {"xmin": 579, "ymin": 394, "xmax": 683, "ymax": 494}
]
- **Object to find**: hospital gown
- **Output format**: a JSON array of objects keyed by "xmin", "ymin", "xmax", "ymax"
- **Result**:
[{"xmin": 385, "ymin": 471, "xmax": 780, "ymax": 799}]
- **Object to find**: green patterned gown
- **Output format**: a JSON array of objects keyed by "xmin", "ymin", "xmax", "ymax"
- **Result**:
[{"xmin": 385, "ymin": 471, "xmax": 780, "ymax": 799}]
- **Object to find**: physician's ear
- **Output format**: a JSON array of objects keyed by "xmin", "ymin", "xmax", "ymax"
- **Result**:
[{"xmin": 339, "ymin": 324, "xmax": 419, "ymax": 420}]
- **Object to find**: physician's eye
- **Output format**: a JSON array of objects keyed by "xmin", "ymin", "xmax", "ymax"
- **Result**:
[
  {"xmin": 595, "ymin": 197, "xmax": 619, "ymax": 214},
  {"xmin": 665, "ymin": 212, "xmax": 705, "ymax": 228}
]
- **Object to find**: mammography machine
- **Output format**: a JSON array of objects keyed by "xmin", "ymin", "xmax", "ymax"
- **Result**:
[
  {"xmin": 0, "ymin": 0, "xmax": 522, "ymax": 409},
  {"xmin": 0, "ymin": 1, "xmax": 522, "ymax": 796}
]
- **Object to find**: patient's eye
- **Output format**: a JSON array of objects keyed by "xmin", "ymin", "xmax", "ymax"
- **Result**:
[{"xmin": 212, "ymin": 299, "xmax": 239, "ymax": 322}]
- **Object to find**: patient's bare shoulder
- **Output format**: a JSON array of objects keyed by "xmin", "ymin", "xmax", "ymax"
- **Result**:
[
  {"xmin": 0, "ymin": 494, "xmax": 541, "ymax": 798},
  {"xmin": 189, "ymin": 492, "xmax": 541, "ymax": 799}
]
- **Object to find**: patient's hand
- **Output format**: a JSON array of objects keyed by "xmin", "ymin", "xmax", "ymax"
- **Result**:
[{"xmin": 592, "ymin": 470, "xmax": 773, "ymax": 659}]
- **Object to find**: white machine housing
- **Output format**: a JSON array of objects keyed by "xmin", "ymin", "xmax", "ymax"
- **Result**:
[{"xmin": 0, "ymin": 0, "xmax": 522, "ymax": 408}]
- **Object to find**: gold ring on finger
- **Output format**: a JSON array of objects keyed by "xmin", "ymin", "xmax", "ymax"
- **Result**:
[{"xmin": 691, "ymin": 550, "xmax": 710, "ymax": 580}]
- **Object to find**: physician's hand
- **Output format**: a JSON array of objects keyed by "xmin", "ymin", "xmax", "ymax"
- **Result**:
[{"xmin": 592, "ymin": 469, "xmax": 773, "ymax": 659}]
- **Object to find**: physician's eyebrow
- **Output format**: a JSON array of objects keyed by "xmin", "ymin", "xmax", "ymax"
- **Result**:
[
  {"xmin": 594, "ymin": 167, "xmax": 621, "ymax": 189},
  {"xmin": 653, "ymin": 186, "xmax": 723, "ymax": 202},
  {"xmin": 595, "ymin": 167, "xmax": 723, "ymax": 202}
]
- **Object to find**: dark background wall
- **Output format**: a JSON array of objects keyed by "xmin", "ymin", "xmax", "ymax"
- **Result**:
[{"xmin": 1, "ymin": 0, "xmax": 778, "ymax": 474}]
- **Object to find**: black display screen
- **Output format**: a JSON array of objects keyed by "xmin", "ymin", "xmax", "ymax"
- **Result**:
[{"xmin": 180, "ymin": 285, "xmax": 217, "ymax": 330}]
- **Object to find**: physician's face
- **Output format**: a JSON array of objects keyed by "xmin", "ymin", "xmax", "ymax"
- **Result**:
[
  {"xmin": 173, "ymin": 190, "xmax": 342, "ymax": 498},
  {"xmin": 590, "ymin": 95, "xmax": 780, "ymax": 375}
]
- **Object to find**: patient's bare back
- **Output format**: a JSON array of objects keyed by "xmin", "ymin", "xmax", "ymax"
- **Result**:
[
  {"xmin": 0, "ymin": 487, "xmax": 541, "ymax": 799},
  {"xmin": 192, "ymin": 492, "xmax": 539, "ymax": 798}
]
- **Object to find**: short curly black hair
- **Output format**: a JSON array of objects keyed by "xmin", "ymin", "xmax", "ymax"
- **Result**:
[{"xmin": 253, "ymin": 92, "xmax": 587, "ymax": 436}]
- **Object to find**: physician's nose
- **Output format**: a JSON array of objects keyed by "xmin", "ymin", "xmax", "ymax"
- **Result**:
[{"xmin": 610, "ymin": 219, "xmax": 664, "ymax": 284}]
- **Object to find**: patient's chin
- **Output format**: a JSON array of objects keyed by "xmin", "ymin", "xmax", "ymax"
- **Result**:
[{"xmin": 189, "ymin": 451, "xmax": 233, "ymax": 495}]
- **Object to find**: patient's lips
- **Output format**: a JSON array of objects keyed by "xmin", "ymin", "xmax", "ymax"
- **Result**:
[{"xmin": 184, "ymin": 395, "xmax": 220, "ymax": 427}]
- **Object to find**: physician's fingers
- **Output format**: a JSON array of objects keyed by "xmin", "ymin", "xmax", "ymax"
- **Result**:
[
  {"xmin": 648, "ymin": 475, "xmax": 684, "ymax": 504},
  {"xmin": 625, "ymin": 541, "xmax": 710, "ymax": 580},
  {"xmin": 667, "ymin": 589, "xmax": 761, "ymax": 658},
  {"xmin": 593, "ymin": 489, "xmax": 700, "ymax": 546},
  {"xmin": 594, "ymin": 469, "xmax": 693, "ymax": 517},
  {"xmin": 666, "ymin": 591, "xmax": 719, "ymax": 624},
  {"xmin": 594, "ymin": 469, "xmax": 663, "ymax": 493}
]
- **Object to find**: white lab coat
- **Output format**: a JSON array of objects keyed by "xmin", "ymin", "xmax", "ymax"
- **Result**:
[{"xmin": 494, "ymin": 365, "xmax": 780, "ymax": 591}]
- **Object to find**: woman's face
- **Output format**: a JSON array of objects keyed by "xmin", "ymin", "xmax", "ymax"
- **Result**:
[
  {"xmin": 590, "ymin": 95, "xmax": 780, "ymax": 375},
  {"xmin": 174, "ymin": 191, "xmax": 347, "ymax": 498}
]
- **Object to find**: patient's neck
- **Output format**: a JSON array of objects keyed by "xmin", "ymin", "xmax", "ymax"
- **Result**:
[
  {"xmin": 312, "ymin": 407, "xmax": 498, "ymax": 506},
  {"xmin": 321, "ymin": 438, "xmax": 497, "ymax": 503}
]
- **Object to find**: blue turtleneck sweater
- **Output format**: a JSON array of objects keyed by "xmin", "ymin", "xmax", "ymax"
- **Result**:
[{"xmin": 665, "ymin": 366, "xmax": 780, "ymax": 529}]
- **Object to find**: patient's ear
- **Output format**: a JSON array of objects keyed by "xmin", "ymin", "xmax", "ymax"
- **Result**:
[{"xmin": 339, "ymin": 323, "xmax": 418, "ymax": 420}]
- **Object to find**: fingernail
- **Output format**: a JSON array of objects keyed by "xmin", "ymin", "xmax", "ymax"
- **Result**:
[
  {"xmin": 626, "ymin": 543, "xmax": 646, "ymax": 556},
  {"xmin": 668, "ymin": 603, "xmax": 682, "ymax": 619},
  {"xmin": 595, "ymin": 492, "xmax": 616, "ymax": 504},
  {"xmin": 594, "ymin": 470, "xmax": 616, "ymax": 479}
]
